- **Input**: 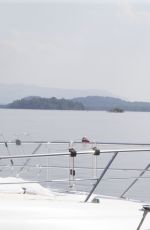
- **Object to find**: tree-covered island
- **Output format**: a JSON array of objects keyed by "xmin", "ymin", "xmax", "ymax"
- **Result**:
[{"xmin": 6, "ymin": 96, "xmax": 84, "ymax": 110}]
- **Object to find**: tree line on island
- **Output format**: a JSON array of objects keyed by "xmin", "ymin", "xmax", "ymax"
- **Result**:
[
  {"xmin": 4, "ymin": 96, "xmax": 84, "ymax": 110},
  {"xmin": 1, "ymin": 95, "xmax": 150, "ymax": 112}
]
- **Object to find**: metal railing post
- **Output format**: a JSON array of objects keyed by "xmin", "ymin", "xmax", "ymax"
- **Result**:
[
  {"xmin": 17, "ymin": 143, "xmax": 42, "ymax": 174},
  {"xmin": 120, "ymin": 162, "xmax": 150, "ymax": 198},
  {"xmin": 136, "ymin": 206, "xmax": 150, "ymax": 230},
  {"xmin": 84, "ymin": 151, "xmax": 118, "ymax": 202}
]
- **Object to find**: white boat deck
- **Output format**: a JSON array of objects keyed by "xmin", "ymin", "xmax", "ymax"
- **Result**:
[
  {"xmin": 0, "ymin": 189, "xmax": 149, "ymax": 230},
  {"xmin": 0, "ymin": 141, "xmax": 150, "ymax": 229}
]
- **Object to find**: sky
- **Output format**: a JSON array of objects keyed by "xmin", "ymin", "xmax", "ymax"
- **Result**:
[{"xmin": 0, "ymin": 0, "xmax": 150, "ymax": 101}]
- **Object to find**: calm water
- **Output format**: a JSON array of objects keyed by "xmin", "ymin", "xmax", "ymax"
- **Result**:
[
  {"xmin": 0, "ymin": 109, "xmax": 150, "ymax": 202},
  {"xmin": 1, "ymin": 109, "xmax": 150, "ymax": 142}
]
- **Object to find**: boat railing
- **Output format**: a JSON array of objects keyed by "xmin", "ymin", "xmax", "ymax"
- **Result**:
[{"xmin": 0, "ymin": 140, "xmax": 150, "ymax": 203}]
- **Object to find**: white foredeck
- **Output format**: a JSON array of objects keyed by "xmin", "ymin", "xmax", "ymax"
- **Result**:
[
  {"xmin": 0, "ymin": 138, "xmax": 150, "ymax": 230},
  {"xmin": 0, "ymin": 190, "xmax": 149, "ymax": 230}
]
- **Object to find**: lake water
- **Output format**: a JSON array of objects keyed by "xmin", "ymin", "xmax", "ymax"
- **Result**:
[
  {"xmin": 1, "ymin": 109, "xmax": 150, "ymax": 142},
  {"xmin": 0, "ymin": 109, "xmax": 150, "ymax": 202}
]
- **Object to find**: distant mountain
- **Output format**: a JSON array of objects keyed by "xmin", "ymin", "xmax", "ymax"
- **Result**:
[
  {"xmin": 73, "ymin": 96, "xmax": 150, "ymax": 112},
  {"xmin": 6, "ymin": 96, "xmax": 84, "ymax": 110},
  {"xmin": 0, "ymin": 83, "xmax": 117, "ymax": 104},
  {"xmin": 3, "ymin": 95, "xmax": 150, "ymax": 112}
]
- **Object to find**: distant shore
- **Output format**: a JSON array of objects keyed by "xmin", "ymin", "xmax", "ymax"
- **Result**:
[{"xmin": 1, "ymin": 95, "xmax": 150, "ymax": 112}]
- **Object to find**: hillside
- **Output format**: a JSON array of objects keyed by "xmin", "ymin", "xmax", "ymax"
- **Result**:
[
  {"xmin": 0, "ymin": 83, "xmax": 115, "ymax": 104},
  {"xmin": 73, "ymin": 96, "xmax": 150, "ymax": 112},
  {"xmin": 3, "ymin": 95, "xmax": 150, "ymax": 112},
  {"xmin": 6, "ymin": 97, "xmax": 84, "ymax": 110}
]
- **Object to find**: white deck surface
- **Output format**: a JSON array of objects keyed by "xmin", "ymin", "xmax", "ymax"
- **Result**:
[{"xmin": 0, "ymin": 178, "xmax": 149, "ymax": 230}]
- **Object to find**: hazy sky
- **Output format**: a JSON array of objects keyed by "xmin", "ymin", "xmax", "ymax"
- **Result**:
[{"xmin": 0, "ymin": 0, "xmax": 150, "ymax": 101}]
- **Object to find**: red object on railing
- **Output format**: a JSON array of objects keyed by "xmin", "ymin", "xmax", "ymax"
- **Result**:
[{"xmin": 82, "ymin": 137, "xmax": 90, "ymax": 143}]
